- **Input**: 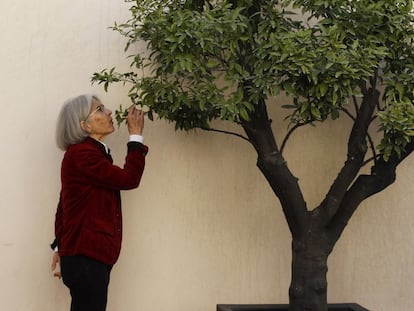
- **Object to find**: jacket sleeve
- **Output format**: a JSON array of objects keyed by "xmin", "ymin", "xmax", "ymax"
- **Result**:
[
  {"xmin": 50, "ymin": 194, "xmax": 62, "ymax": 250},
  {"xmin": 65, "ymin": 142, "xmax": 148, "ymax": 191}
]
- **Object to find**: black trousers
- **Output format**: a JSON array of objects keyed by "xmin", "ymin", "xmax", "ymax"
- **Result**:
[{"xmin": 60, "ymin": 255, "xmax": 113, "ymax": 311}]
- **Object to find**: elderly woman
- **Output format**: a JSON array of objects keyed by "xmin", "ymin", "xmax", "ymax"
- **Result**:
[{"xmin": 50, "ymin": 94, "xmax": 148, "ymax": 311}]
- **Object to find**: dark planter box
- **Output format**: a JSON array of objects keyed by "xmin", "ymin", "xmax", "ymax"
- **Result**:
[{"xmin": 217, "ymin": 303, "xmax": 369, "ymax": 311}]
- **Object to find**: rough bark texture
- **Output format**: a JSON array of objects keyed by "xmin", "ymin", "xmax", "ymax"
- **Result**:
[{"xmin": 289, "ymin": 222, "xmax": 332, "ymax": 311}]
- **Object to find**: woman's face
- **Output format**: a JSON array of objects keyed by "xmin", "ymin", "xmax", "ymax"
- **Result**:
[{"xmin": 81, "ymin": 98, "xmax": 114, "ymax": 141}]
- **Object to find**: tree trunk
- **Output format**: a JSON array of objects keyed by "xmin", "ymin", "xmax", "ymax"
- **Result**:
[{"xmin": 289, "ymin": 228, "xmax": 333, "ymax": 311}]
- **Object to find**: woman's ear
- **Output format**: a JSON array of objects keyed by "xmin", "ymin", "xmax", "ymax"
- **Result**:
[{"xmin": 80, "ymin": 120, "xmax": 89, "ymax": 133}]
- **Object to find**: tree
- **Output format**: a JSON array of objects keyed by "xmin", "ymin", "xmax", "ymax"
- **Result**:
[{"xmin": 92, "ymin": 0, "xmax": 414, "ymax": 310}]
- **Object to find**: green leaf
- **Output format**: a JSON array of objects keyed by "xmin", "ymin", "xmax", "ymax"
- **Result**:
[{"xmin": 320, "ymin": 83, "xmax": 328, "ymax": 96}]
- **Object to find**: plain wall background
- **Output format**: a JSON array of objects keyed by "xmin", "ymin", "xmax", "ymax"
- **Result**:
[{"xmin": 1, "ymin": 1, "xmax": 413, "ymax": 310}]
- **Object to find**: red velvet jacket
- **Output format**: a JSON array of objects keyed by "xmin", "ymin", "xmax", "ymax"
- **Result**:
[{"xmin": 53, "ymin": 137, "xmax": 148, "ymax": 265}]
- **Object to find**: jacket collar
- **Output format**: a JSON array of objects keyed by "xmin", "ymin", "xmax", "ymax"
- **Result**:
[{"xmin": 84, "ymin": 136, "xmax": 110, "ymax": 155}]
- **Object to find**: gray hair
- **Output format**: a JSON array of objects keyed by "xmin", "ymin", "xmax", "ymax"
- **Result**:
[{"xmin": 55, "ymin": 94, "xmax": 98, "ymax": 150}]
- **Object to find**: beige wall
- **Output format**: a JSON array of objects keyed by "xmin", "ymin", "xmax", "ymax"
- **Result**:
[{"xmin": 1, "ymin": 1, "xmax": 413, "ymax": 310}]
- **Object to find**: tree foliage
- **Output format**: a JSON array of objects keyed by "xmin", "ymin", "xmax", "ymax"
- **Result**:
[{"xmin": 93, "ymin": 0, "xmax": 414, "ymax": 162}]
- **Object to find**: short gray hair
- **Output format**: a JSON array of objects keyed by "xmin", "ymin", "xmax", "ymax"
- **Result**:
[{"xmin": 55, "ymin": 94, "xmax": 98, "ymax": 150}]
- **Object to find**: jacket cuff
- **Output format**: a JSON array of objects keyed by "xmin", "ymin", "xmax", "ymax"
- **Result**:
[
  {"xmin": 50, "ymin": 238, "xmax": 58, "ymax": 251},
  {"xmin": 127, "ymin": 141, "xmax": 148, "ymax": 156}
]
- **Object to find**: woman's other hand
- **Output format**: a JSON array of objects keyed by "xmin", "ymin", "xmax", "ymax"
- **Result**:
[{"xmin": 51, "ymin": 252, "xmax": 61, "ymax": 279}]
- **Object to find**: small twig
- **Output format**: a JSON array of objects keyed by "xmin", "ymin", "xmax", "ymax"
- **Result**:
[
  {"xmin": 340, "ymin": 107, "xmax": 356, "ymax": 121},
  {"xmin": 365, "ymin": 132, "xmax": 378, "ymax": 166},
  {"xmin": 352, "ymin": 95, "xmax": 359, "ymax": 116},
  {"xmin": 362, "ymin": 154, "xmax": 381, "ymax": 167},
  {"xmin": 280, "ymin": 122, "xmax": 307, "ymax": 154},
  {"xmin": 200, "ymin": 126, "xmax": 252, "ymax": 144}
]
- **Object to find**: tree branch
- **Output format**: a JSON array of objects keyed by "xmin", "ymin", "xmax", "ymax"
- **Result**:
[
  {"xmin": 328, "ymin": 139, "xmax": 414, "ymax": 241},
  {"xmin": 280, "ymin": 122, "xmax": 308, "ymax": 154},
  {"xmin": 340, "ymin": 107, "xmax": 356, "ymax": 122},
  {"xmin": 241, "ymin": 99, "xmax": 309, "ymax": 238},
  {"xmin": 365, "ymin": 130, "xmax": 378, "ymax": 166},
  {"xmin": 318, "ymin": 87, "xmax": 380, "ymax": 221},
  {"xmin": 342, "ymin": 101, "xmax": 378, "ymax": 164},
  {"xmin": 341, "ymin": 107, "xmax": 378, "ymax": 166},
  {"xmin": 351, "ymin": 95, "xmax": 359, "ymax": 116},
  {"xmin": 200, "ymin": 126, "xmax": 253, "ymax": 144},
  {"xmin": 327, "ymin": 168, "xmax": 395, "ymax": 242}
]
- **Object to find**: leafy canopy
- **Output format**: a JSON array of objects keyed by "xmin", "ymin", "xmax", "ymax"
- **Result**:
[{"xmin": 92, "ymin": 0, "xmax": 414, "ymax": 160}]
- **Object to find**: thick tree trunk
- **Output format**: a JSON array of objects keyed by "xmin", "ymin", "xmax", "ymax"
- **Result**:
[{"xmin": 289, "ymin": 229, "xmax": 332, "ymax": 311}]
